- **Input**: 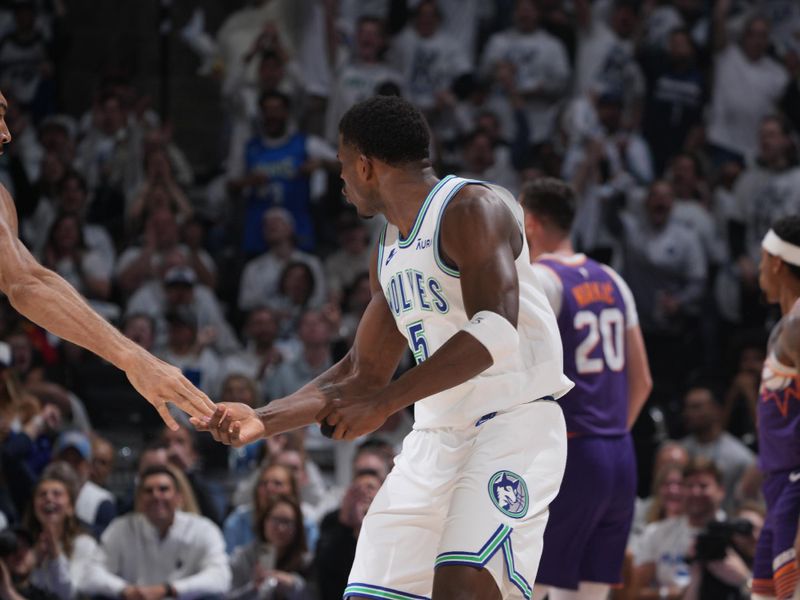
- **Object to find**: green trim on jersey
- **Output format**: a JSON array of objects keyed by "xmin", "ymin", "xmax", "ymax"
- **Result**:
[{"xmin": 398, "ymin": 175, "xmax": 454, "ymax": 248}]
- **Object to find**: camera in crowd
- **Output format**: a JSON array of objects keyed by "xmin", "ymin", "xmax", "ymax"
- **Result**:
[{"xmin": 694, "ymin": 519, "xmax": 754, "ymax": 562}]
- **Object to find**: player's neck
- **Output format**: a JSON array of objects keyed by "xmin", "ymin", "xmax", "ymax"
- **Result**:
[
  {"xmin": 778, "ymin": 282, "xmax": 800, "ymax": 316},
  {"xmin": 381, "ymin": 166, "xmax": 439, "ymax": 238},
  {"xmin": 530, "ymin": 235, "xmax": 574, "ymax": 262}
]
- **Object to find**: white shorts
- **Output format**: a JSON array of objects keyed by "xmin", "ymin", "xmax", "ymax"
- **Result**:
[{"xmin": 345, "ymin": 399, "xmax": 567, "ymax": 600}]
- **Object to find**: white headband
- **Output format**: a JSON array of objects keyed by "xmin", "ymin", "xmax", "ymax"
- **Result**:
[{"xmin": 762, "ymin": 229, "xmax": 800, "ymax": 267}]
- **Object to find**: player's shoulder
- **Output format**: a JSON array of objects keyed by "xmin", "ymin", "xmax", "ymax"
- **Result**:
[{"xmin": 442, "ymin": 181, "xmax": 517, "ymax": 228}]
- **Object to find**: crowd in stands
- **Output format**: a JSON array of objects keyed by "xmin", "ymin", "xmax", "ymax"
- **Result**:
[{"xmin": 0, "ymin": 0, "xmax": 797, "ymax": 598}]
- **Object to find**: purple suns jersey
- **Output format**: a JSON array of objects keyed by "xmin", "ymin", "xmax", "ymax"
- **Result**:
[
  {"xmin": 757, "ymin": 319, "xmax": 800, "ymax": 474},
  {"xmin": 535, "ymin": 255, "xmax": 634, "ymax": 436}
]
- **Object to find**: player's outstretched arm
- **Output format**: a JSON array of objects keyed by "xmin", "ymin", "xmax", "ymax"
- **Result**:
[
  {"xmin": 192, "ymin": 240, "xmax": 410, "ymax": 446},
  {"xmin": 0, "ymin": 187, "xmax": 215, "ymax": 429},
  {"xmin": 317, "ymin": 187, "xmax": 523, "ymax": 440}
]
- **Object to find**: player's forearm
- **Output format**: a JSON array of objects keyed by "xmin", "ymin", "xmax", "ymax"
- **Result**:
[
  {"xmin": 256, "ymin": 354, "xmax": 357, "ymax": 436},
  {"xmin": 377, "ymin": 331, "xmax": 492, "ymax": 416},
  {"xmin": 6, "ymin": 265, "xmax": 142, "ymax": 372}
]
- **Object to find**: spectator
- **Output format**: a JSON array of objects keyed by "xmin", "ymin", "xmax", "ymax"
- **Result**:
[
  {"xmin": 611, "ymin": 180, "xmax": 707, "ymax": 401},
  {"xmin": 0, "ymin": 526, "xmax": 58, "ymax": 600},
  {"xmin": 228, "ymin": 494, "xmax": 310, "ymax": 600},
  {"xmin": 457, "ymin": 129, "xmax": 520, "ymax": 196},
  {"xmin": 126, "ymin": 259, "xmax": 240, "ymax": 355},
  {"xmin": 238, "ymin": 208, "xmax": 326, "ymax": 313},
  {"xmin": 707, "ymin": 9, "xmax": 789, "ymax": 164},
  {"xmin": 23, "ymin": 467, "xmax": 97, "ymax": 600},
  {"xmin": 156, "ymin": 306, "xmax": 221, "ymax": 396},
  {"xmin": 40, "ymin": 213, "xmax": 114, "ymax": 316},
  {"xmin": 85, "ymin": 466, "xmax": 231, "ymax": 599},
  {"xmin": 50, "ymin": 430, "xmax": 116, "ymax": 538},
  {"xmin": 324, "ymin": 17, "xmax": 403, "ymax": 144},
  {"xmin": 387, "ymin": 0, "xmax": 471, "ymax": 113},
  {"xmin": 223, "ymin": 462, "xmax": 298, "ymax": 554},
  {"xmin": 314, "ymin": 470, "xmax": 382, "ymax": 600},
  {"xmin": 0, "ymin": 1, "xmax": 53, "ymax": 117},
  {"xmin": 268, "ymin": 263, "xmax": 321, "ymax": 338},
  {"xmin": 160, "ymin": 423, "xmax": 226, "ymax": 525},
  {"xmin": 481, "ymin": 0, "xmax": 571, "ymax": 144},
  {"xmin": 117, "ymin": 207, "xmax": 216, "ymax": 295},
  {"xmin": 272, "ymin": 447, "xmax": 331, "ymax": 527},
  {"xmin": 227, "ymin": 90, "xmax": 337, "ymax": 254},
  {"xmin": 221, "ymin": 308, "xmax": 287, "ymax": 395},
  {"xmin": 126, "ymin": 147, "xmax": 194, "ymax": 235},
  {"xmin": 323, "ymin": 212, "xmax": 370, "ymax": 304},
  {"xmin": 679, "ymin": 385, "xmax": 755, "ymax": 510},
  {"xmin": 121, "ymin": 313, "xmax": 156, "ymax": 352},
  {"xmin": 640, "ymin": 27, "xmax": 707, "ymax": 175},
  {"xmin": 721, "ymin": 340, "xmax": 764, "ymax": 445},
  {"xmin": 632, "ymin": 458, "xmax": 726, "ymax": 600},
  {"xmin": 89, "ymin": 434, "xmax": 114, "ymax": 489}
]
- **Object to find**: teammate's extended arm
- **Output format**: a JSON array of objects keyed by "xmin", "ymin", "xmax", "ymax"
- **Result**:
[
  {"xmin": 626, "ymin": 324, "xmax": 653, "ymax": 429},
  {"xmin": 0, "ymin": 186, "xmax": 214, "ymax": 429},
  {"xmin": 316, "ymin": 187, "xmax": 521, "ymax": 440}
]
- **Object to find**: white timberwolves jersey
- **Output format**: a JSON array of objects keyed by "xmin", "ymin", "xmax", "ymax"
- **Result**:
[{"xmin": 377, "ymin": 175, "xmax": 573, "ymax": 429}]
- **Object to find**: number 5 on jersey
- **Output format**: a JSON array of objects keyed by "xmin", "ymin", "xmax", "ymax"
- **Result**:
[{"xmin": 407, "ymin": 321, "xmax": 429, "ymax": 364}]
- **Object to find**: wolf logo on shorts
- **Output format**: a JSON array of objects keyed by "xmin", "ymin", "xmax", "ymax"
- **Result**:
[{"xmin": 490, "ymin": 471, "xmax": 529, "ymax": 518}]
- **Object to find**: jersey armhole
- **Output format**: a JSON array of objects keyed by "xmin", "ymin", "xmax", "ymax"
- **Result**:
[{"xmin": 376, "ymin": 223, "xmax": 388, "ymax": 280}]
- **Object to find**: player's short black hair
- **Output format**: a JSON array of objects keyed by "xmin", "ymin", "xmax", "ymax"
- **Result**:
[
  {"xmin": 772, "ymin": 215, "xmax": 800, "ymax": 280},
  {"xmin": 519, "ymin": 177, "xmax": 576, "ymax": 232},
  {"xmin": 339, "ymin": 95, "xmax": 430, "ymax": 165}
]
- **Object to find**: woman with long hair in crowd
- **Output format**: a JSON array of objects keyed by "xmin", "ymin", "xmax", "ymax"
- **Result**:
[
  {"xmin": 224, "ymin": 462, "xmax": 298, "ymax": 555},
  {"xmin": 22, "ymin": 464, "xmax": 96, "ymax": 599},
  {"xmin": 228, "ymin": 494, "xmax": 311, "ymax": 600}
]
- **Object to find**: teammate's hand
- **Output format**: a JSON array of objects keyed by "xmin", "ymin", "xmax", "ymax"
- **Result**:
[
  {"xmin": 314, "ymin": 391, "xmax": 388, "ymax": 441},
  {"xmin": 190, "ymin": 402, "xmax": 266, "ymax": 447},
  {"xmin": 125, "ymin": 350, "xmax": 215, "ymax": 430}
]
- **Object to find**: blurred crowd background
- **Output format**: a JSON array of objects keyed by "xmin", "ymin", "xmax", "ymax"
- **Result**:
[{"xmin": 0, "ymin": 0, "xmax": 797, "ymax": 598}]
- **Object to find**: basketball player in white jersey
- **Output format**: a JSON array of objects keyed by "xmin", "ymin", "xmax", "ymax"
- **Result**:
[{"xmin": 194, "ymin": 95, "xmax": 572, "ymax": 600}]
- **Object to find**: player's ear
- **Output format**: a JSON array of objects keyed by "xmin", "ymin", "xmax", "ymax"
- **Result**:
[{"xmin": 358, "ymin": 154, "xmax": 374, "ymax": 180}]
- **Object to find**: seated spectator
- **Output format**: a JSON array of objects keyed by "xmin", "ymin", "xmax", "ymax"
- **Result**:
[
  {"xmin": 23, "ymin": 466, "xmax": 97, "ymax": 599},
  {"xmin": 116, "ymin": 208, "xmax": 217, "ymax": 295},
  {"xmin": 127, "ymin": 147, "xmax": 194, "ymax": 235},
  {"xmin": 272, "ymin": 447, "xmax": 332, "ymax": 527},
  {"xmin": 40, "ymin": 212, "xmax": 115, "ymax": 317},
  {"xmin": 267, "ymin": 263, "xmax": 321, "ymax": 338},
  {"xmin": 238, "ymin": 208, "xmax": 326, "ymax": 313},
  {"xmin": 0, "ymin": 526, "xmax": 58, "ymax": 600},
  {"xmin": 323, "ymin": 213, "xmax": 371, "ymax": 304},
  {"xmin": 126, "ymin": 257, "xmax": 239, "ymax": 355},
  {"xmin": 630, "ymin": 463, "xmax": 685, "ymax": 554},
  {"xmin": 89, "ymin": 434, "xmax": 114, "ymax": 489},
  {"xmin": 224, "ymin": 462, "xmax": 298, "ymax": 555},
  {"xmin": 50, "ymin": 430, "xmax": 116, "ymax": 538},
  {"xmin": 85, "ymin": 466, "xmax": 231, "ymax": 599},
  {"xmin": 156, "ymin": 306, "xmax": 221, "ymax": 396},
  {"xmin": 679, "ymin": 385, "xmax": 755, "ymax": 510},
  {"xmin": 228, "ymin": 495, "xmax": 310, "ymax": 600},
  {"xmin": 457, "ymin": 129, "xmax": 520, "ymax": 196},
  {"xmin": 219, "ymin": 374, "xmax": 266, "ymax": 474},
  {"xmin": 160, "ymin": 423, "xmax": 226, "ymax": 525},
  {"xmin": 314, "ymin": 470, "xmax": 382, "ymax": 600},
  {"xmin": 632, "ymin": 458, "xmax": 726, "ymax": 600},
  {"xmin": 220, "ymin": 308, "xmax": 288, "ymax": 396}
]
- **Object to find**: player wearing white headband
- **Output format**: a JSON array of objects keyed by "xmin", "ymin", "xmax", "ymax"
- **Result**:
[{"xmin": 751, "ymin": 216, "xmax": 800, "ymax": 600}]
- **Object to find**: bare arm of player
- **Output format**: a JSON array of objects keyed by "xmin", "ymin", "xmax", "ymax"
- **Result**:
[
  {"xmin": 191, "ymin": 241, "xmax": 411, "ymax": 446},
  {"xmin": 0, "ymin": 186, "xmax": 215, "ymax": 429},
  {"xmin": 315, "ymin": 187, "xmax": 521, "ymax": 441},
  {"xmin": 626, "ymin": 324, "xmax": 653, "ymax": 429}
]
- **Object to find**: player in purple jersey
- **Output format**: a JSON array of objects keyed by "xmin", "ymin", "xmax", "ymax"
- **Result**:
[
  {"xmin": 521, "ymin": 178, "xmax": 652, "ymax": 600},
  {"xmin": 751, "ymin": 216, "xmax": 800, "ymax": 600}
]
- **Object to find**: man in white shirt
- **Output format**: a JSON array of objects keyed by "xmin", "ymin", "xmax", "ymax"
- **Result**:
[
  {"xmin": 387, "ymin": 0, "xmax": 471, "ymax": 112},
  {"xmin": 481, "ymin": 0, "xmax": 571, "ymax": 144},
  {"xmin": 707, "ymin": 11, "xmax": 789, "ymax": 164},
  {"xmin": 86, "ymin": 466, "xmax": 231, "ymax": 600}
]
